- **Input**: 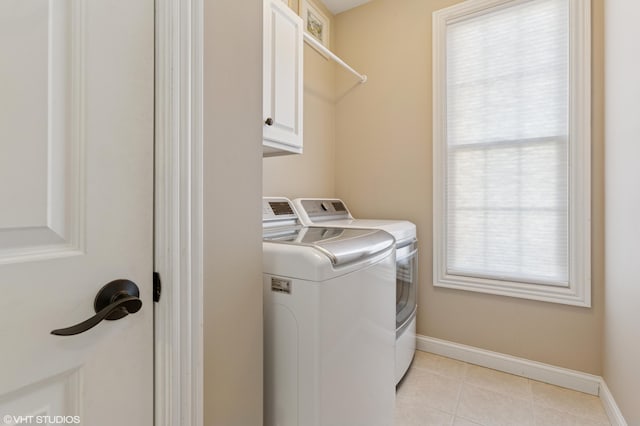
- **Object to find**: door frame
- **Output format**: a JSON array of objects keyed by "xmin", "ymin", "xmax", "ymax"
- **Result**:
[{"xmin": 154, "ymin": 0, "xmax": 204, "ymax": 425}]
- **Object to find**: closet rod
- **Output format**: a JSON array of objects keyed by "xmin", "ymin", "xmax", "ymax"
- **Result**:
[{"xmin": 302, "ymin": 32, "xmax": 367, "ymax": 83}]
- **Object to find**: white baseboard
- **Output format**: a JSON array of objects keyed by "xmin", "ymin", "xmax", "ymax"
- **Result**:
[
  {"xmin": 599, "ymin": 380, "xmax": 628, "ymax": 426},
  {"xmin": 416, "ymin": 334, "xmax": 600, "ymax": 395},
  {"xmin": 416, "ymin": 335, "xmax": 629, "ymax": 425}
]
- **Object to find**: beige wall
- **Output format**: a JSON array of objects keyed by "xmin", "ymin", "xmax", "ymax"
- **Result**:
[
  {"xmin": 204, "ymin": 0, "xmax": 263, "ymax": 424},
  {"xmin": 603, "ymin": 0, "xmax": 640, "ymax": 423},
  {"xmin": 263, "ymin": 2, "xmax": 337, "ymax": 199},
  {"xmin": 334, "ymin": 0, "xmax": 605, "ymax": 374}
]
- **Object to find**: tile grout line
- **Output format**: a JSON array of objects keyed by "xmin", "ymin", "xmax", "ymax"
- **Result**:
[
  {"xmin": 528, "ymin": 379, "xmax": 612, "ymax": 425},
  {"xmin": 449, "ymin": 360, "xmax": 469, "ymax": 426},
  {"xmin": 527, "ymin": 378, "xmax": 536, "ymax": 426},
  {"xmin": 457, "ymin": 362, "xmax": 545, "ymax": 426}
]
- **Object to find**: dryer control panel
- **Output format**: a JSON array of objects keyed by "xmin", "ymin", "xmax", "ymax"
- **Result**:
[{"xmin": 298, "ymin": 199, "xmax": 351, "ymax": 221}]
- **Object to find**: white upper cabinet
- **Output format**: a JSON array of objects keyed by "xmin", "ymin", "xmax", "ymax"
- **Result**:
[{"xmin": 263, "ymin": 0, "xmax": 303, "ymax": 156}]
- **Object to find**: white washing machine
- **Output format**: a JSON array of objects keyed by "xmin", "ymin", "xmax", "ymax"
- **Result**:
[
  {"xmin": 262, "ymin": 197, "xmax": 396, "ymax": 426},
  {"xmin": 292, "ymin": 198, "xmax": 418, "ymax": 385}
]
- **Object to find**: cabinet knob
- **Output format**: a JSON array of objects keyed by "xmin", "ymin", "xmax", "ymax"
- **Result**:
[{"xmin": 265, "ymin": 117, "xmax": 274, "ymax": 126}]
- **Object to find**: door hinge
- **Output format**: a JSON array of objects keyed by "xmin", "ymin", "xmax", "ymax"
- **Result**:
[{"xmin": 153, "ymin": 272, "xmax": 161, "ymax": 303}]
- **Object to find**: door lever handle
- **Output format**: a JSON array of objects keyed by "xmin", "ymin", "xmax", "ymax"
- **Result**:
[{"xmin": 51, "ymin": 279, "xmax": 142, "ymax": 336}]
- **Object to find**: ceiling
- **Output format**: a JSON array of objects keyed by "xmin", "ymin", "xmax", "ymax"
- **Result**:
[{"xmin": 321, "ymin": 0, "xmax": 372, "ymax": 14}]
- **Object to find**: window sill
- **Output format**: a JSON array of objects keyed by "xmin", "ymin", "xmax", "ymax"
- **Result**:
[{"xmin": 434, "ymin": 273, "xmax": 591, "ymax": 307}]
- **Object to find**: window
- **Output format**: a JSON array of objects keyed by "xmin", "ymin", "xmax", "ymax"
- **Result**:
[{"xmin": 432, "ymin": 0, "xmax": 591, "ymax": 306}]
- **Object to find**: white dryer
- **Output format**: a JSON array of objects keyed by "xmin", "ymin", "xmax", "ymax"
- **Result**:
[
  {"xmin": 292, "ymin": 198, "xmax": 418, "ymax": 384},
  {"xmin": 262, "ymin": 197, "xmax": 396, "ymax": 426}
]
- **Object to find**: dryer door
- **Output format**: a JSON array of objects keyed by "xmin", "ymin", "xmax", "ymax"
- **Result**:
[{"xmin": 396, "ymin": 241, "xmax": 418, "ymax": 331}]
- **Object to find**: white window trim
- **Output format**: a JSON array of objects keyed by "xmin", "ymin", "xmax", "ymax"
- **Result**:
[{"xmin": 432, "ymin": 0, "xmax": 591, "ymax": 307}]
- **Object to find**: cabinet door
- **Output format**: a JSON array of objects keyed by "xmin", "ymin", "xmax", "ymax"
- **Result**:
[{"xmin": 263, "ymin": 0, "xmax": 303, "ymax": 156}]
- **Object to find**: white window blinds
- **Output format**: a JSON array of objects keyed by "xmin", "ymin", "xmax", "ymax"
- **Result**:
[
  {"xmin": 445, "ymin": 0, "xmax": 570, "ymax": 286},
  {"xmin": 433, "ymin": 0, "xmax": 591, "ymax": 306}
]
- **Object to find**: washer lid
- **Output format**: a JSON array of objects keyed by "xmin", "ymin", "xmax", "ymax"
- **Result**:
[{"xmin": 263, "ymin": 226, "xmax": 394, "ymax": 266}]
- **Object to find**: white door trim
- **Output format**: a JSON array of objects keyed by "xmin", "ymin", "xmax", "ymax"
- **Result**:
[{"xmin": 154, "ymin": 0, "xmax": 204, "ymax": 425}]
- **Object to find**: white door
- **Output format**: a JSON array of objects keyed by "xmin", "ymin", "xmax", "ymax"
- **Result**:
[{"xmin": 0, "ymin": 0, "xmax": 154, "ymax": 425}]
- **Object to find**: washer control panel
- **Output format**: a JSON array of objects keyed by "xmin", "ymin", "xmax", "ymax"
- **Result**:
[{"xmin": 263, "ymin": 197, "xmax": 298, "ymax": 223}]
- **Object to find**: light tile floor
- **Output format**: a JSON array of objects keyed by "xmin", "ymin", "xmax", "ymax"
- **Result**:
[{"xmin": 395, "ymin": 351, "xmax": 610, "ymax": 426}]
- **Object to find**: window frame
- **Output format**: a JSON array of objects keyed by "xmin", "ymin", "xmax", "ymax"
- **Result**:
[{"xmin": 432, "ymin": 0, "xmax": 591, "ymax": 307}]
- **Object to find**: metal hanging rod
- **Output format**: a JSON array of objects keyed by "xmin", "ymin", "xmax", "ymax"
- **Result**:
[{"xmin": 302, "ymin": 32, "xmax": 368, "ymax": 84}]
